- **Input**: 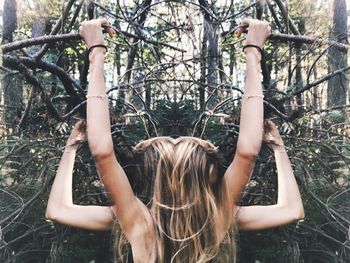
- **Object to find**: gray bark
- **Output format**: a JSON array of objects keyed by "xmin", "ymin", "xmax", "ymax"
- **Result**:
[
  {"xmin": 199, "ymin": 22, "xmax": 208, "ymax": 110},
  {"xmin": 2, "ymin": 0, "xmax": 22, "ymax": 128},
  {"xmin": 122, "ymin": 0, "xmax": 153, "ymax": 101},
  {"xmin": 295, "ymin": 21, "xmax": 305, "ymax": 109},
  {"xmin": 327, "ymin": 0, "xmax": 348, "ymax": 109},
  {"xmin": 198, "ymin": 0, "xmax": 219, "ymax": 108}
]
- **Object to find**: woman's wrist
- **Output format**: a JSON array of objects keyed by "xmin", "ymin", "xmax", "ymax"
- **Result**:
[
  {"xmin": 244, "ymin": 48, "xmax": 261, "ymax": 62},
  {"xmin": 272, "ymin": 143, "xmax": 286, "ymax": 153},
  {"xmin": 89, "ymin": 48, "xmax": 106, "ymax": 62},
  {"xmin": 65, "ymin": 140, "xmax": 79, "ymax": 152}
]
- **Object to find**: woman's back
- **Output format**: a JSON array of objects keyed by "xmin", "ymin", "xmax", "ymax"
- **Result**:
[
  {"xmin": 117, "ymin": 137, "xmax": 236, "ymax": 262},
  {"xmin": 123, "ymin": 196, "xmax": 235, "ymax": 263}
]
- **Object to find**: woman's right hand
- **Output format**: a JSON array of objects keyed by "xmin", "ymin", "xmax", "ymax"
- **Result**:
[
  {"xmin": 79, "ymin": 18, "xmax": 115, "ymax": 48},
  {"xmin": 235, "ymin": 18, "xmax": 271, "ymax": 48}
]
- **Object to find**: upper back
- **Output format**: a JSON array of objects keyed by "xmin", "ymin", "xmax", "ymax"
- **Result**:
[{"xmin": 125, "ymin": 136, "xmax": 236, "ymax": 262}]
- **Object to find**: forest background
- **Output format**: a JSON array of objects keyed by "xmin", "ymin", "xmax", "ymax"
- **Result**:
[{"xmin": 0, "ymin": 0, "xmax": 349, "ymax": 262}]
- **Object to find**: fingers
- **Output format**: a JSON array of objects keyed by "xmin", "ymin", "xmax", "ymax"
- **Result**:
[
  {"xmin": 264, "ymin": 119, "xmax": 277, "ymax": 133},
  {"xmin": 107, "ymin": 27, "xmax": 115, "ymax": 37},
  {"xmin": 102, "ymin": 25, "xmax": 116, "ymax": 37},
  {"xmin": 78, "ymin": 121, "xmax": 86, "ymax": 134},
  {"xmin": 234, "ymin": 18, "xmax": 270, "ymax": 38},
  {"xmin": 234, "ymin": 27, "xmax": 242, "ymax": 38},
  {"xmin": 234, "ymin": 17, "xmax": 252, "ymax": 37},
  {"xmin": 74, "ymin": 119, "xmax": 86, "ymax": 131},
  {"xmin": 80, "ymin": 18, "xmax": 116, "ymax": 37},
  {"xmin": 97, "ymin": 18, "xmax": 109, "ymax": 26},
  {"xmin": 234, "ymin": 25, "xmax": 248, "ymax": 38},
  {"xmin": 241, "ymin": 17, "xmax": 253, "ymax": 26},
  {"xmin": 264, "ymin": 119, "xmax": 273, "ymax": 126},
  {"xmin": 264, "ymin": 120, "xmax": 271, "ymax": 133},
  {"xmin": 267, "ymin": 119, "xmax": 276, "ymax": 126}
]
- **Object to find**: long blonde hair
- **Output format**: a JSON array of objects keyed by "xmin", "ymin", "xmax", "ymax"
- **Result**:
[{"xmin": 114, "ymin": 137, "xmax": 237, "ymax": 262}]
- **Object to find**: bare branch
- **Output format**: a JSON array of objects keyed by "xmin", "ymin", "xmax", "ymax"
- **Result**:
[
  {"xmin": 3, "ymin": 55, "xmax": 84, "ymax": 99},
  {"xmin": 269, "ymin": 32, "xmax": 349, "ymax": 52},
  {"xmin": 34, "ymin": 0, "xmax": 77, "ymax": 60},
  {"xmin": 274, "ymin": 0, "xmax": 300, "ymax": 35},
  {"xmin": 0, "ymin": 33, "xmax": 80, "ymax": 53},
  {"xmin": 290, "ymin": 65, "xmax": 350, "ymax": 97}
]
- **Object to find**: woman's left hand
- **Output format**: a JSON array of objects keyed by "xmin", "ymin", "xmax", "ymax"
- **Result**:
[
  {"xmin": 263, "ymin": 120, "xmax": 284, "ymax": 149},
  {"xmin": 67, "ymin": 119, "xmax": 86, "ymax": 146}
]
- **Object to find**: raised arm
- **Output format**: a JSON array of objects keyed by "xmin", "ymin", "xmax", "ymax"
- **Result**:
[
  {"xmin": 79, "ymin": 19, "xmax": 149, "ymax": 233},
  {"xmin": 45, "ymin": 120, "xmax": 114, "ymax": 231},
  {"xmin": 236, "ymin": 120, "xmax": 305, "ymax": 230},
  {"xmin": 225, "ymin": 18, "xmax": 271, "ymax": 204}
]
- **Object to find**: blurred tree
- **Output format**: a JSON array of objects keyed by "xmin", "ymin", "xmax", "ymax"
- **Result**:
[
  {"xmin": 327, "ymin": 0, "xmax": 348, "ymax": 111},
  {"xmin": 1, "ymin": 0, "xmax": 22, "ymax": 128}
]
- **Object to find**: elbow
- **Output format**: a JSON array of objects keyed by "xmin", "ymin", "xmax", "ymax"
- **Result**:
[
  {"xmin": 295, "ymin": 206, "xmax": 305, "ymax": 221},
  {"xmin": 45, "ymin": 206, "xmax": 58, "ymax": 222},
  {"xmin": 45, "ymin": 203, "xmax": 69, "ymax": 222},
  {"xmin": 288, "ymin": 205, "xmax": 305, "ymax": 222},
  {"xmin": 91, "ymin": 148, "xmax": 114, "ymax": 161},
  {"xmin": 236, "ymin": 139, "xmax": 262, "ymax": 159},
  {"xmin": 89, "ymin": 141, "xmax": 114, "ymax": 161},
  {"xmin": 236, "ymin": 148, "xmax": 259, "ymax": 161}
]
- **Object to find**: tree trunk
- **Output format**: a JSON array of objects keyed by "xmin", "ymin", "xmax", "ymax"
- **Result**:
[
  {"xmin": 199, "ymin": 22, "xmax": 208, "ymax": 110},
  {"xmin": 198, "ymin": 0, "xmax": 219, "ymax": 108},
  {"xmin": 122, "ymin": 0, "xmax": 153, "ymax": 102},
  {"xmin": 30, "ymin": 16, "xmax": 47, "ymax": 53},
  {"xmin": 2, "ymin": 0, "xmax": 22, "ymax": 128},
  {"xmin": 205, "ymin": 20, "xmax": 218, "ymax": 107},
  {"xmin": 295, "ymin": 21, "xmax": 305, "ymax": 109},
  {"xmin": 327, "ymin": 0, "xmax": 348, "ymax": 111},
  {"xmin": 17, "ymin": 12, "xmax": 48, "ymax": 129}
]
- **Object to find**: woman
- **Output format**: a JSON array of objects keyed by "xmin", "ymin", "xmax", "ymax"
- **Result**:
[{"xmin": 46, "ymin": 18, "xmax": 304, "ymax": 262}]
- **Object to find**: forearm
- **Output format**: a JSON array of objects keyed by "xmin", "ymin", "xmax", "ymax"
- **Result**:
[
  {"xmin": 235, "ymin": 144, "xmax": 304, "ymax": 231},
  {"xmin": 236, "ymin": 50, "xmax": 264, "ymax": 157},
  {"xmin": 87, "ymin": 49, "xmax": 113, "ymax": 156},
  {"xmin": 46, "ymin": 135, "xmax": 115, "ymax": 230},
  {"xmin": 274, "ymin": 145, "xmax": 304, "ymax": 218},
  {"xmin": 46, "ymin": 143, "xmax": 77, "ymax": 218}
]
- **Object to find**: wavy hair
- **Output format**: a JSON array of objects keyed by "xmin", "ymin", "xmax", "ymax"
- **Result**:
[{"xmin": 114, "ymin": 137, "xmax": 237, "ymax": 262}]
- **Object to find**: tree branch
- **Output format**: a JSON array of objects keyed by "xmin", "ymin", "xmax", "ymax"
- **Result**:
[
  {"xmin": 2, "ymin": 31, "xmax": 348, "ymax": 55},
  {"xmin": 274, "ymin": 0, "xmax": 300, "ymax": 35},
  {"xmin": 0, "ymin": 29, "xmax": 186, "ymax": 54},
  {"xmin": 290, "ymin": 65, "xmax": 350, "ymax": 97},
  {"xmin": 269, "ymin": 32, "xmax": 349, "ymax": 52},
  {"xmin": 15, "ymin": 63, "xmax": 61, "ymax": 120},
  {"xmin": 3, "ymin": 55, "xmax": 84, "ymax": 99},
  {"xmin": 0, "ymin": 33, "xmax": 81, "ymax": 53},
  {"xmin": 34, "ymin": 0, "xmax": 77, "ymax": 60}
]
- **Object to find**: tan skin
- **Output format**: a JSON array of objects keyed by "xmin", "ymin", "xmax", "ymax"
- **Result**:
[
  {"xmin": 46, "ymin": 18, "xmax": 304, "ymax": 262},
  {"xmin": 46, "ymin": 120, "xmax": 114, "ymax": 231}
]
